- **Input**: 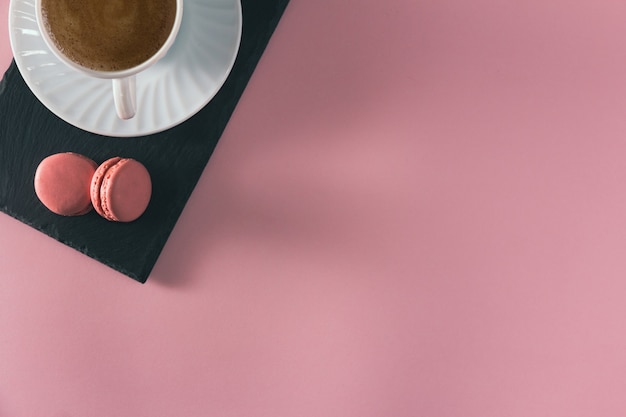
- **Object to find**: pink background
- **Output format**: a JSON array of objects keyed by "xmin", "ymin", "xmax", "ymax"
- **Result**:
[{"xmin": 3, "ymin": 0, "xmax": 626, "ymax": 415}]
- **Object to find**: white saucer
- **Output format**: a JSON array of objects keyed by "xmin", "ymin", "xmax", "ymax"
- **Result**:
[{"xmin": 8, "ymin": 0, "xmax": 242, "ymax": 137}]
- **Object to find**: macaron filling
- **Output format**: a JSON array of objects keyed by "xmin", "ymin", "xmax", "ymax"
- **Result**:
[
  {"xmin": 90, "ymin": 157, "xmax": 122, "ymax": 220},
  {"xmin": 90, "ymin": 157, "xmax": 152, "ymax": 222}
]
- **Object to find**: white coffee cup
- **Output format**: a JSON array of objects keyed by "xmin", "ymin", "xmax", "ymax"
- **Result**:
[{"xmin": 35, "ymin": 0, "xmax": 183, "ymax": 120}]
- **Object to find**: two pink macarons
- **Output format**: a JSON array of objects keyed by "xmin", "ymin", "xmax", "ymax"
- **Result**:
[{"xmin": 34, "ymin": 152, "xmax": 151, "ymax": 222}]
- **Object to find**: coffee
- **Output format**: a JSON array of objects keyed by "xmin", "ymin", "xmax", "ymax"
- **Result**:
[{"xmin": 41, "ymin": 0, "xmax": 177, "ymax": 72}]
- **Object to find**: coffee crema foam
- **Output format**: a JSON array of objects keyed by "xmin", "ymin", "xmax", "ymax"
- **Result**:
[{"xmin": 41, "ymin": 0, "xmax": 177, "ymax": 72}]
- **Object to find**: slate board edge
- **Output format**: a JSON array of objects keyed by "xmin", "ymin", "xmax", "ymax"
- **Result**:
[{"xmin": 0, "ymin": 0, "xmax": 291, "ymax": 284}]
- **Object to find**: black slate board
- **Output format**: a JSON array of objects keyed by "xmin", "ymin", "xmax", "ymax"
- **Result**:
[{"xmin": 0, "ymin": 0, "xmax": 290, "ymax": 283}]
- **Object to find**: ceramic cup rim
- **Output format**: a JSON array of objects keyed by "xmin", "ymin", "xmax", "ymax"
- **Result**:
[{"xmin": 35, "ymin": 0, "xmax": 184, "ymax": 79}]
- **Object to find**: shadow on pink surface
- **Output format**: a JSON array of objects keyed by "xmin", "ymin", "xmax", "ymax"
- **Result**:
[
  {"xmin": 150, "ymin": 0, "xmax": 422, "ymax": 288},
  {"xmin": 5, "ymin": 0, "xmax": 626, "ymax": 416}
]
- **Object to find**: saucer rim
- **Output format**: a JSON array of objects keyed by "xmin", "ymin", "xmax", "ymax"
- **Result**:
[{"xmin": 8, "ymin": 0, "xmax": 243, "ymax": 138}]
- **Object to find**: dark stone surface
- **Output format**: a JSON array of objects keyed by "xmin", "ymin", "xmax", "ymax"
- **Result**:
[{"xmin": 0, "ymin": 0, "xmax": 290, "ymax": 283}]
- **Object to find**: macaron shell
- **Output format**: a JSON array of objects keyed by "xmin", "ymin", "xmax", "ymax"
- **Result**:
[
  {"xmin": 34, "ymin": 152, "xmax": 97, "ymax": 216},
  {"xmin": 90, "ymin": 157, "xmax": 122, "ymax": 220},
  {"xmin": 100, "ymin": 158, "xmax": 152, "ymax": 222}
]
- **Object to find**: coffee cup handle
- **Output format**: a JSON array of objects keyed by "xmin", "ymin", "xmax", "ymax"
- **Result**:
[{"xmin": 112, "ymin": 76, "xmax": 137, "ymax": 120}]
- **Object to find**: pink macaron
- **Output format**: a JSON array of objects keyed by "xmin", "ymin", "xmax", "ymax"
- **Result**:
[
  {"xmin": 90, "ymin": 157, "xmax": 152, "ymax": 222},
  {"xmin": 34, "ymin": 152, "xmax": 98, "ymax": 216}
]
